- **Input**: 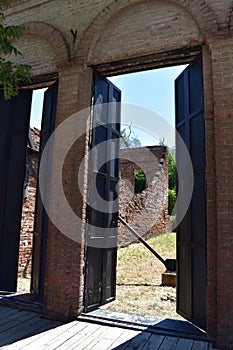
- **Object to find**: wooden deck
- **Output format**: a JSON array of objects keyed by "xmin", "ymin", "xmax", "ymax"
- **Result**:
[{"xmin": 0, "ymin": 306, "xmax": 213, "ymax": 349}]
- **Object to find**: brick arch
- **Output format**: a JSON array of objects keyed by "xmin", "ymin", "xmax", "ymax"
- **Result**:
[
  {"xmin": 76, "ymin": 0, "xmax": 217, "ymax": 61},
  {"xmin": 24, "ymin": 21, "xmax": 71, "ymax": 64}
]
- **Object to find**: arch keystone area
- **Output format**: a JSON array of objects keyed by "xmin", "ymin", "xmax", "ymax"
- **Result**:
[
  {"xmin": 24, "ymin": 21, "xmax": 71, "ymax": 63},
  {"xmin": 75, "ymin": 0, "xmax": 217, "ymax": 61}
]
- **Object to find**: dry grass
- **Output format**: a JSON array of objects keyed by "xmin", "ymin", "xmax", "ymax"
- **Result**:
[
  {"xmin": 107, "ymin": 233, "xmax": 183, "ymax": 320},
  {"xmin": 17, "ymin": 277, "xmax": 30, "ymax": 293}
]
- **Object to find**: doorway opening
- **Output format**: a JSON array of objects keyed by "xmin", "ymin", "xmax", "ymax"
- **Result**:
[
  {"xmin": 84, "ymin": 53, "xmax": 207, "ymax": 333},
  {"xmin": 106, "ymin": 65, "xmax": 185, "ymax": 321},
  {"xmin": 17, "ymin": 88, "xmax": 46, "ymax": 293},
  {"xmin": 0, "ymin": 79, "xmax": 58, "ymax": 306}
]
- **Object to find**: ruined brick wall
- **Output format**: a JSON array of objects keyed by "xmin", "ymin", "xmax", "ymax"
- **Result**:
[
  {"xmin": 119, "ymin": 146, "xmax": 168, "ymax": 247},
  {"xmin": 18, "ymin": 128, "xmax": 40, "ymax": 278}
]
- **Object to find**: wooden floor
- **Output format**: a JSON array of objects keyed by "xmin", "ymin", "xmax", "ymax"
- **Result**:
[{"xmin": 0, "ymin": 306, "xmax": 213, "ymax": 349}]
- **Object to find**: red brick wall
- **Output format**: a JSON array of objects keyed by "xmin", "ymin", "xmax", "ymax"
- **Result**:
[
  {"xmin": 18, "ymin": 128, "xmax": 40, "ymax": 278},
  {"xmin": 42, "ymin": 65, "xmax": 93, "ymax": 321},
  {"xmin": 207, "ymin": 34, "xmax": 233, "ymax": 350},
  {"xmin": 202, "ymin": 45, "xmax": 218, "ymax": 342}
]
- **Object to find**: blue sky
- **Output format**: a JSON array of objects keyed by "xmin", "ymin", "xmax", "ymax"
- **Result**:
[
  {"xmin": 109, "ymin": 65, "xmax": 187, "ymax": 146},
  {"xmin": 30, "ymin": 88, "xmax": 47, "ymax": 130},
  {"xmin": 30, "ymin": 65, "xmax": 187, "ymax": 146}
]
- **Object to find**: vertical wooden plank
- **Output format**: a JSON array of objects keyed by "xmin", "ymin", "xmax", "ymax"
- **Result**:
[
  {"xmin": 176, "ymin": 55, "xmax": 207, "ymax": 329},
  {"xmin": 0, "ymin": 90, "xmax": 32, "ymax": 291},
  {"xmin": 84, "ymin": 72, "xmax": 121, "ymax": 311},
  {"xmin": 31, "ymin": 82, "xmax": 58, "ymax": 298}
]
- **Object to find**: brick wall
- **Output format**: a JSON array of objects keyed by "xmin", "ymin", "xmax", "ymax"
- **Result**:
[
  {"xmin": 119, "ymin": 146, "xmax": 168, "ymax": 247},
  {"xmin": 18, "ymin": 127, "xmax": 40, "ymax": 278},
  {"xmin": 206, "ymin": 34, "xmax": 233, "ymax": 350},
  {"xmin": 3, "ymin": 1, "xmax": 233, "ymax": 348}
]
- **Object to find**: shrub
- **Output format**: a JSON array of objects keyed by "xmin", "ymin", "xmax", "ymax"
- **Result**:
[
  {"xmin": 134, "ymin": 169, "xmax": 146, "ymax": 194},
  {"xmin": 168, "ymin": 189, "xmax": 176, "ymax": 215}
]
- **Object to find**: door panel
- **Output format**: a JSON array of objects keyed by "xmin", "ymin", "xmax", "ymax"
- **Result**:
[
  {"xmin": 175, "ymin": 55, "xmax": 206, "ymax": 329},
  {"xmin": 31, "ymin": 82, "xmax": 58, "ymax": 298},
  {"xmin": 0, "ymin": 90, "xmax": 32, "ymax": 292},
  {"xmin": 84, "ymin": 72, "xmax": 121, "ymax": 312}
]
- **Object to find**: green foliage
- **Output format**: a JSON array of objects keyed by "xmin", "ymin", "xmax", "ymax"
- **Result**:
[
  {"xmin": 168, "ymin": 189, "xmax": 176, "ymax": 215},
  {"xmin": 168, "ymin": 151, "xmax": 176, "ymax": 190},
  {"xmin": 168, "ymin": 150, "xmax": 176, "ymax": 214},
  {"xmin": 0, "ymin": 0, "xmax": 31, "ymax": 99},
  {"xmin": 134, "ymin": 169, "xmax": 146, "ymax": 194}
]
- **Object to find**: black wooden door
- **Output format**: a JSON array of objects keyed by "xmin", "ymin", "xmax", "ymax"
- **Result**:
[
  {"xmin": 0, "ymin": 90, "xmax": 32, "ymax": 292},
  {"xmin": 175, "ymin": 55, "xmax": 206, "ymax": 329},
  {"xmin": 84, "ymin": 72, "xmax": 121, "ymax": 312},
  {"xmin": 31, "ymin": 82, "xmax": 58, "ymax": 298}
]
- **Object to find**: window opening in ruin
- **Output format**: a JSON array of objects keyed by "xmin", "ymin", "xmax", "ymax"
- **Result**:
[
  {"xmin": 134, "ymin": 169, "xmax": 146, "ymax": 194},
  {"xmin": 17, "ymin": 88, "xmax": 47, "ymax": 293},
  {"xmin": 102, "ymin": 65, "xmax": 187, "ymax": 321}
]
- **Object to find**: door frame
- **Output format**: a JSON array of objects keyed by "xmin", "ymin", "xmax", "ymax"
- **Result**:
[
  {"xmin": 30, "ymin": 79, "xmax": 59, "ymax": 300},
  {"xmin": 85, "ymin": 48, "xmax": 208, "ymax": 331},
  {"xmin": 84, "ymin": 71, "xmax": 121, "ymax": 312},
  {"xmin": 175, "ymin": 55, "xmax": 207, "ymax": 329},
  {"xmin": 0, "ymin": 74, "xmax": 58, "ymax": 300}
]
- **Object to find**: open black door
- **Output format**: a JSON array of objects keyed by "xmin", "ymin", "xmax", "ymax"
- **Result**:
[
  {"xmin": 84, "ymin": 72, "xmax": 121, "ymax": 312},
  {"xmin": 175, "ymin": 55, "xmax": 207, "ymax": 329},
  {"xmin": 0, "ymin": 90, "xmax": 32, "ymax": 292},
  {"xmin": 31, "ymin": 82, "xmax": 58, "ymax": 299}
]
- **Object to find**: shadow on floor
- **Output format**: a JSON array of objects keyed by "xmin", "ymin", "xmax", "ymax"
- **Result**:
[{"xmin": 0, "ymin": 304, "xmax": 62, "ymax": 347}]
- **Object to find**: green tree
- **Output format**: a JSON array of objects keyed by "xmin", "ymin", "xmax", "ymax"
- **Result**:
[
  {"xmin": 0, "ymin": 0, "xmax": 30, "ymax": 99},
  {"xmin": 120, "ymin": 125, "xmax": 142, "ymax": 149},
  {"xmin": 168, "ymin": 189, "xmax": 176, "ymax": 215},
  {"xmin": 168, "ymin": 150, "xmax": 176, "ymax": 190}
]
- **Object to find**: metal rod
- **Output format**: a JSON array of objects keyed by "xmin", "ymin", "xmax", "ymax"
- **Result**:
[{"xmin": 118, "ymin": 216, "xmax": 167, "ymax": 267}]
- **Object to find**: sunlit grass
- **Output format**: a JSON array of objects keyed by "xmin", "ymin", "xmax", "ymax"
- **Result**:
[{"xmin": 107, "ymin": 233, "xmax": 183, "ymax": 320}]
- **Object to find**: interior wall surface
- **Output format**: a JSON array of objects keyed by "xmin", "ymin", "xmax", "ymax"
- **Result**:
[{"xmin": 3, "ymin": 1, "xmax": 233, "ymax": 348}]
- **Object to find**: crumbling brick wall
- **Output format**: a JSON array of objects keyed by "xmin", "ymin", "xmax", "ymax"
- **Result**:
[
  {"xmin": 119, "ymin": 146, "xmax": 168, "ymax": 247},
  {"xmin": 18, "ymin": 128, "xmax": 40, "ymax": 278}
]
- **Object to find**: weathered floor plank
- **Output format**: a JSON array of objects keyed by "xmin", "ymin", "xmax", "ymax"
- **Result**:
[
  {"xmin": 107, "ymin": 329, "xmax": 141, "ymax": 350},
  {"xmin": 159, "ymin": 336, "xmax": 180, "ymax": 350},
  {"xmin": 0, "ymin": 307, "xmax": 213, "ymax": 350},
  {"xmin": 89, "ymin": 326, "xmax": 139, "ymax": 350},
  {"xmin": 0, "ymin": 309, "xmax": 33, "ymax": 327},
  {"xmin": 114, "ymin": 331, "xmax": 151, "ymax": 350},
  {"xmin": 0, "ymin": 306, "xmax": 21, "ymax": 317},
  {"xmin": 191, "ymin": 341, "xmax": 210, "ymax": 350},
  {"xmin": 71, "ymin": 326, "xmax": 123, "ymax": 350},
  {"xmin": 141, "ymin": 334, "xmax": 165, "ymax": 349},
  {"xmin": 71, "ymin": 324, "xmax": 130, "ymax": 350},
  {"xmin": 4, "ymin": 321, "xmax": 77, "ymax": 350},
  {"xmin": 51, "ymin": 322, "xmax": 107, "ymax": 350},
  {"xmin": 175, "ymin": 338, "xmax": 194, "ymax": 350},
  {"xmin": 0, "ymin": 311, "xmax": 40, "ymax": 336},
  {"xmin": 33, "ymin": 321, "xmax": 86, "ymax": 350}
]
